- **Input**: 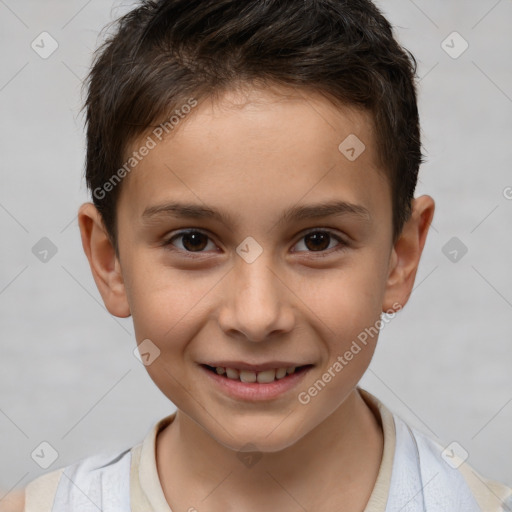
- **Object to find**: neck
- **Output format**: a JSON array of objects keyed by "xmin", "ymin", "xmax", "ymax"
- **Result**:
[{"xmin": 156, "ymin": 388, "xmax": 383, "ymax": 511}]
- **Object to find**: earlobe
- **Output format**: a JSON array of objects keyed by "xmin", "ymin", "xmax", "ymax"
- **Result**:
[
  {"xmin": 382, "ymin": 195, "xmax": 435, "ymax": 312},
  {"xmin": 77, "ymin": 202, "xmax": 131, "ymax": 318}
]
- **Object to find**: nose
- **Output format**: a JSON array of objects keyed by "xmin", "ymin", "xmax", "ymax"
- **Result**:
[{"xmin": 218, "ymin": 255, "xmax": 295, "ymax": 343}]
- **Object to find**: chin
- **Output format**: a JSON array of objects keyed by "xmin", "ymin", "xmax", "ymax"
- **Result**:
[{"xmin": 211, "ymin": 419, "xmax": 308, "ymax": 454}]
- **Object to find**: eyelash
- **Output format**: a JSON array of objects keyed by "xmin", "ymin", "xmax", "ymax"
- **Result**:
[{"xmin": 161, "ymin": 228, "xmax": 348, "ymax": 258}]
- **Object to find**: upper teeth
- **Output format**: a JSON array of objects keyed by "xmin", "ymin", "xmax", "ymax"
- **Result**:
[{"xmin": 215, "ymin": 366, "xmax": 297, "ymax": 383}]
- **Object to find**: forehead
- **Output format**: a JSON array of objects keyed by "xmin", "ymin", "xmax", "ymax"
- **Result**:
[{"xmin": 117, "ymin": 84, "xmax": 391, "ymax": 233}]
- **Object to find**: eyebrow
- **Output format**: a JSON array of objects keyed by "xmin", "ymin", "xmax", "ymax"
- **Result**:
[{"xmin": 141, "ymin": 199, "xmax": 371, "ymax": 228}]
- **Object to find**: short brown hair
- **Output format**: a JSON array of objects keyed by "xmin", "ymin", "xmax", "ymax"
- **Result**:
[{"xmin": 83, "ymin": 0, "xmax": 422, "ymax": 255}]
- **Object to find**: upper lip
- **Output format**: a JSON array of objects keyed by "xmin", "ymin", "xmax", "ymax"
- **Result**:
[{"xmin": 201, "ymin": 361, "xmax": 312, "ymax": 372}]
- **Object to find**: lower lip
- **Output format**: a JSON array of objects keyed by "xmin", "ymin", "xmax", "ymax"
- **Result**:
[{"xmin": 200, "ymin": 365, "xmax": 312, "ymax": 402}]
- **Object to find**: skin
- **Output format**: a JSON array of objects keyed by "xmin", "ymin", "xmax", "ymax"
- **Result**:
[
  {"xmin": 78, "ymin": 84, "xmax": 434, "ymax": 511},
  {"xmin": 0, "ymin": 490, "xmax": 24, "ymax": 512}
]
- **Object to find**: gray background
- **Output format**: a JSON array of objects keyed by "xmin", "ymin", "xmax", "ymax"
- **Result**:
[{"xmin": 1, "ymin": 0, "xmax": 511, "ymax": 498}]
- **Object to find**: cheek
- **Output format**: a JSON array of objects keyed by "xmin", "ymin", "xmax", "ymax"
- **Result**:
[
  {"xmin": 296, "ymin": 267, "xmax": 385, "ymax": 408},
  {"xmin": 128, "ymin": 271, "xmax": 206, "ymax": 344},
  {"xmin": 125, "ymin": 266, "xmax": 213, "ymax": 406},
  {"xmin": 303, "ymin": 255, "xmax": 388, "ymax": 339},
  {"xmin": 125, "ymin": 254, "xmax": 228, "ymax": 375}
]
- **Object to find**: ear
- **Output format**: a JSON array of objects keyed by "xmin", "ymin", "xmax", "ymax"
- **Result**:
[
  {"xmin": 382, "ymin": 195, "xmax": 435, "ymax": 312},
  {"xmin": 77, "ymin": 202, "xmax": 131, "ymax": 318}
]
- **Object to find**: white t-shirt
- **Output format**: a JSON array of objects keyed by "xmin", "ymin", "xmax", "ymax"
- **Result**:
[{"xmin": 23, "ymin": 388, "xmax": 512, "ymax": 511}]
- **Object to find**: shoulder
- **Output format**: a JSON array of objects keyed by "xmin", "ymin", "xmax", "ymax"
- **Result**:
[
  {"xmin": 358, "ymin": 389, "xmax": 512, "ymax": 512},
  {"xmin": 455, "ymin": 455, "xmax": 512, "ymax": 511},
  {"xmin": 408, "ymin": 423, "xmax": 512, "ymax": 512},
  {"xmin": 23, "ymin": 467, "xmax": 64, "ymax": 512},
  {"xmin": 24, "ymin": 446, "xmax": 133, "ymax": 512}
]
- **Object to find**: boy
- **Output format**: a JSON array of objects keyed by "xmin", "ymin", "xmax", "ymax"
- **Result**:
[{"xmin": 17, "ymin": 0, "xmax": 511, "ymax": 510}]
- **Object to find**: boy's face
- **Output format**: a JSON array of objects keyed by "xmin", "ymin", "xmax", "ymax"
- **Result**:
[{"xmin": 80, "ymin": 84, "xmax": 433, "ymax": 452}]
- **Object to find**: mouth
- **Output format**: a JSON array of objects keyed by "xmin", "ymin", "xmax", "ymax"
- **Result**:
[{"xmin": 201, "ymin": 363, "xmax": 313, "ymax": 384}]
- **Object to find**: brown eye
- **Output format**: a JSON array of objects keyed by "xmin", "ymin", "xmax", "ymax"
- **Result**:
[
  {"xmin": 164, "ymin": 230, "xmax": 216, "ymax": 252},
  {"xmin": 303, "ymin": 232, "xmax": 331, "ymax": 251},
  {"xmin": 292, "ymin": 229, "xmax": 346, "ymax": 255}
]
